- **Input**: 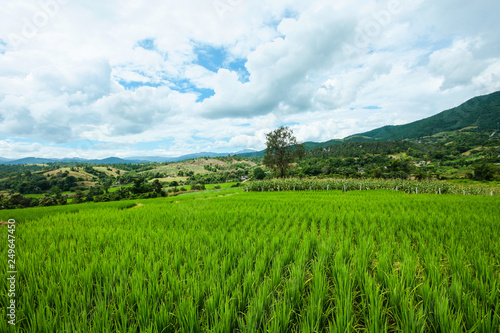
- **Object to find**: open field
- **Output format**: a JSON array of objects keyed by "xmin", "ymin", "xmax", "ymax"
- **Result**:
[
  {"xmin": 1, "ymin": 189, "xmax": 499, "ymax": 332},
  {"xmin": 43, "ymin": 167, "xmax": 95, "ymax": 180},
  {"xmin": 148, "ymin": 176, "xmax": 189, "ymax": 184},
  {"xmin": 204, "ymin": 182, "xmax": 240, "ymax": 189},
  {"xmin": 93, "ymin": 166, "xmax": 127, "ymax": 177},
  {"xmin": 145, "ymin": 159, "xmax": 228, "ymax": 176}
]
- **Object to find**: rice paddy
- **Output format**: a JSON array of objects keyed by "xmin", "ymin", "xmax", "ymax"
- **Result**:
[{"xmin": 1, "ymin": 189, "xmax": 499, "ymax": 332}]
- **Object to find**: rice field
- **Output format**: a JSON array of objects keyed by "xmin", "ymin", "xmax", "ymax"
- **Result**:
[{"xmin": 1, "ymin": 189, "xmax": 499, "ymax": 332}]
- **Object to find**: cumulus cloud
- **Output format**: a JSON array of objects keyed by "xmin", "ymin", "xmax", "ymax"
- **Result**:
[
  {"xmin": 201, "ymin": 6, "xmax": 357, "ymax": 118},
  {"xmin": 429, "ymin": 39, "xmax": 487, "ymax": 90},
  {"xmin": 0, "ymin": 0, "xmax": 499, "ymax": 158}
]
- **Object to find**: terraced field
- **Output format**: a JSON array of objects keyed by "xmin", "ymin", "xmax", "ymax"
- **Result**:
[{"xmin": 1, "ymin": 189, "xmax": 499, "ymax": 332}]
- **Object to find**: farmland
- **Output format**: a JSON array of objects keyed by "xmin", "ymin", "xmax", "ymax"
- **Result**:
[{"xmin": 1, "ymin": 189, "xmax": 499, "ymax": 332}]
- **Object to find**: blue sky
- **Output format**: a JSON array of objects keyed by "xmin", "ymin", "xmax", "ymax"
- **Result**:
[{"xmin": 1, "ymin": 0, "xmax": 500, "ymax": 159}]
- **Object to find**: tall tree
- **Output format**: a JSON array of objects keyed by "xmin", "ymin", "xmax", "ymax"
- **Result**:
[{"xmin": 263, "ymin": 126, "xmax": 305, "ymax": 178}]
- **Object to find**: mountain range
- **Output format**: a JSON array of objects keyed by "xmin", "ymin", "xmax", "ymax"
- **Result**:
[
  {"xmin": 0, "ymin": 150, "xmax": 260, "ymax": 165},
  {"xmin": 2, "ymin": 91, "xmax": 499, "ymax": 165}
]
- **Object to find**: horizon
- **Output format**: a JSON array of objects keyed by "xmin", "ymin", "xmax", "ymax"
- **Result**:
[
  {"xmin": 0, "ymin": 147, "xmax": 261, "ymax": 162},
  {"xmin": 1, "ymin": 0, "xmax": 500, "ymax": 159}
]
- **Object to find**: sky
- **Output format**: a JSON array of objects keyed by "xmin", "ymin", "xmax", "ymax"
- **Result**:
[{"xmin": 1, "ymin": 0, "xmax": 500, "ymax": 159}]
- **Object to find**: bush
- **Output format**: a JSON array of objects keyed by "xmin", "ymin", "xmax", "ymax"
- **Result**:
[
  {"xmin": 253, "ymin": 167, "xmax": 266, "ymax": 180},
  {"xmin": 191, "ymin": 184, "xmax": 206, "ymax": 191},
  {"xmin": 474, "ymin": 163, "xmax": 496, "ymax": 181},
  {"xmin": 38, "ymin": 196, "xmax": 58, "ymax": 207}
]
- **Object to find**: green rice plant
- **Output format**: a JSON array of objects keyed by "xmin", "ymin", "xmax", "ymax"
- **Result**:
[{"xmin": 0, "ymin": 189, "xmax": 498, "ymax": 332}]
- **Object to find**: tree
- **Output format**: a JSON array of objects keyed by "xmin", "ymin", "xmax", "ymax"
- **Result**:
[
  {"xmin": 49, "ymin": 186, "xmax": 62, "ymax": 197},
  {"xmin": 253, "ymin": 167, "xmax": 266, "ymax": 180},
  {"xmin": 72, "ymin": 190, "xmax": 85, "ymax": 204},
  {"xmin": 474, "ymin": 163, "xmax": 495, "ymax": 181},
  {"xmin": 263, "ymin": 126, "xmax": 305, "ymax": 178}
]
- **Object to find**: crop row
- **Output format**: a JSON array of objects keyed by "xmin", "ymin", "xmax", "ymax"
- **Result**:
[
  {"xmin": 1, "ymin": 191, "xmax": 499, "ymax": 332},
  {"xmin": 245, "ymin": 178, "xmax": 499, "ymax": 196}
]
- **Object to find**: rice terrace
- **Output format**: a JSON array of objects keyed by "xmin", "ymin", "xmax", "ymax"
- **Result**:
[{"xmin": 1, "ymin": 178, "xmax": 499, "ymax": 332}]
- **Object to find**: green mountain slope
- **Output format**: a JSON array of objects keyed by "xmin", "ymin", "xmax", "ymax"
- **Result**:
[{"xmin": 346, "ymin": 91, "xmax": 500, "ymax": 141}]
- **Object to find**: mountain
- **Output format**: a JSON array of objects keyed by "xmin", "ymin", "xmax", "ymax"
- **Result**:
[
  {"xmin": 0, "ymin": 151, "xmax": 255, "ymax": 165},
  {"xmin": 346, "ymin": 91, "xmax": 500, "ymax": 141},
  {"xmin": 1, "ymin": 157, "xmax": 148, "ymax": 165},
  {"xmin": 1, "ymin": 157, "xmax": 57, "ymax": 165}
]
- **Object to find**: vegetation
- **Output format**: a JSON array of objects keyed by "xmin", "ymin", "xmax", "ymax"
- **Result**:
[
  {"xmin": 246, "ymin": 178, "xmax": 499, "ymax": 196},
  {"xmin": 0, "ymin": 158, "xmax": 257, "ymax": 209},
  {"xmin": 1, "ymin": 190, "xmax": 498, "ymax": 332},
  {"xmin": 263, "ymin": 126, "xmax": 305, "ymax": 178}
]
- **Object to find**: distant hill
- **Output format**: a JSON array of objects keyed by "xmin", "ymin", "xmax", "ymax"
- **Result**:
[
  {"xmin": 1, "ymin": 157, "xmax": 56, "ymax": 165},
  {"xmin": 346, "ymin": 91, "xmax": 500, "ymax": 141},
  {"xmin": 0, "ymin": 150, "xmax": 257, "ymax": 165},
  {"xmin": 0, "ymin": 157, "xmax": 148, "ymax": 165}
]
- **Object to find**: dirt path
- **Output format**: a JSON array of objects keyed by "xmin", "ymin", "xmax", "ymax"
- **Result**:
[
  {"xmin": 129, "ymin": 203, "xmax": 144, "ymax": 209},
  {"xmin": 0, "ymin": 220, "xmax": 14, "ymax": 226}
]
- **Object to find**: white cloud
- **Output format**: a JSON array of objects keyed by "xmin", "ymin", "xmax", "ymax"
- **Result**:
[
  {"xmin": 0, "ymin": 0, "xmax": 499, "ymax": 158},
  {"xmin": 429, "ymin": 39, "xmax": 487, "ymax": 90}
]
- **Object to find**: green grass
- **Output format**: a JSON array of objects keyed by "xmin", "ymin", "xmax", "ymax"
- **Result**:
[
  {"xmin": 148, "ymin": 176, "xmax": 188, "ymax": 184},
  {"xmin": 1, "ymin": 190, "xmax": 499, "ymax": 332},
  {"xmin": 108, "ymin": 184, "xmax": 133, "ymax": 192},
  {"xmin": 204, "ymin": 182, "xmax": 240, "ymax": 189}
]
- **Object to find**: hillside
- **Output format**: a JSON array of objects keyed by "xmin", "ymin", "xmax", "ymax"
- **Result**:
[
  {"xmin": 143, "ymin": 158, "xmax": 256, "ymax": 178},
  {"xmin": 237, "ymin": 91, "xmax": 500, "ymax": 158},
  {"xmin": 347, "ymin": 91, "xmax": 500, "ymax": 141}
]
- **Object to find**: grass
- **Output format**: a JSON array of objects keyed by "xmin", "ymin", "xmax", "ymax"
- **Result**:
[
  {"xmin": 108, "ymin": 184, "xmax": 133, "ymax": 192},
  {"xmin": 148, "ymin": 176, "xmax": 188, "ymax": 183},
  {"xmin": 0, "ymin": 189, "xmax": 498, "ymax": 332},
  {"xmin": 93, "ymin": 166, "xmax": 126, "ymax": 177},
  {"xmin": 43, "ymin": 167, "xmax": 94, "ymax": 180},
  {"xmin": 144, "ymin": 159, "xmax": 226, "ymax": 176},
  {"xmin": 204, "ymin": 182, "xmax": 240, "ymax": 189}
]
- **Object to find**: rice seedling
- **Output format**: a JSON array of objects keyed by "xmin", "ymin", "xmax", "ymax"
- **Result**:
[{"xmin": 0, "ymin": 189, "xmax": 498, "ymax": 332}]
